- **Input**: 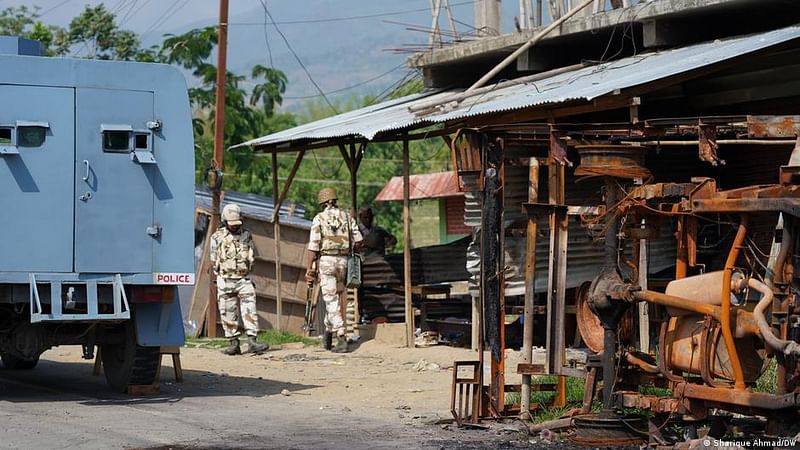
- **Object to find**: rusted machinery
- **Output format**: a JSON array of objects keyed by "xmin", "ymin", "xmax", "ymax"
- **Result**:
[{"xmin": 572, "ymin": 144, "xmax": 800, "ymax": 445}]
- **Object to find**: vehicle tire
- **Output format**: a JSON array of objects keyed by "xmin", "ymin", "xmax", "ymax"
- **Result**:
[
  {"xmin": 101, "ymin": 322, "xmax": 160, "ymax": 393},
  {"xmin": 0, "ymin": 353, "xmax": 39, "ymax": 370}
]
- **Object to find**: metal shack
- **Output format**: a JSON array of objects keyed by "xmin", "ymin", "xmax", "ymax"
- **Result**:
[
  {"xmin": 0, "ymin": 37, "xmax": 195, "ymax": 392},
  {"xmin": 189, "ymin": 189, "xmax": 313, "ymax": 336}
]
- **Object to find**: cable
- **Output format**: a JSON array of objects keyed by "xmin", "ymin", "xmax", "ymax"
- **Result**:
[
  {"xmin": 119, "ymin": 0, "xmax": 153, "ymax": 27},
  {"xmin": 282, "ymin": 62, "xmax": 407, "ymax": 100},
  {"xmin": 142, "ymin": 0, "xmax": 188, "ymax": 36},
  {"xmin": 256, "ymin": 0, "xmax": 274, "ymax": 68},
  {"xmin": 230, "ymin": 1, "xmax": 476, "ymax": 26},
  {"xmin": 118, "ymin": 0, "xmax": 139, "ymax": 25},
  {"xmin": 260, "ymin": 4, "xmax": 339, "ymax": 114},
  {"xmin": 40, "ymin": 0, "xmax": 73, "ymax": 17},
  {"xmin": 150, "ymin": 0, "xmax": 191, "ymax": 34}
]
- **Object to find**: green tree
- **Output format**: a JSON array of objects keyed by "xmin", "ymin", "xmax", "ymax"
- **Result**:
[{"xmin": 159, "ymin": 26, "xmax": 295, "ymax": 188}]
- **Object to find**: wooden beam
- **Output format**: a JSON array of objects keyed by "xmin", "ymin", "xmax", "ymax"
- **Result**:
[
  {"xmin": 272, "ymin": 151, "xmax": 283, "ymax": 331},
  {"xmin": 338, "ymin": 143, "xmax": 353, "ymax": 172},
  {"xmin": 403, "ymin": 139, "xmax": 414, "ymax": 348},
  {"xmin": 521, "ymin": 157, "xmax": 539, "ymax": 420},
  {"xmin": 272, "ymin": 150, "xmax": 305, "ymax": 223}
]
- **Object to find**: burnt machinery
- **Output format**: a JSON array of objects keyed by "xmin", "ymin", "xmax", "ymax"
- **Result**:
[
  {"xmin": 449, "ymin": 119, "xmax": 800, "ymax": 445},
  {"xmin": 574, "ymin": 144, "xmax": 800, "ymax": 445}
]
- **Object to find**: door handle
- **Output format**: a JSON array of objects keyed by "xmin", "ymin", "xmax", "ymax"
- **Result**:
[{"xmin": 82, "ymin": 160, "xmax": 90, "ymax": 182}]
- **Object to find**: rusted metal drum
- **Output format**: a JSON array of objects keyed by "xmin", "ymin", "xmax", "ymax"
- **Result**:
[
  {"xmin": 664, "ymin": 270, "xmax": 745, "ymax": 316},
  {"xmin": 666, "ymin": 315, "xmax": 765, "ymax": 383},
  {"xmin": 570, "ymin": 414, "xmax": 646, "ymax": 446},
  {"xmin": 576, "ymin": 281, "xmax": 632, "ymax": 353},
  {"xmin": 575, "ymin": 144, "xmax": 652, "ymax": 179}
]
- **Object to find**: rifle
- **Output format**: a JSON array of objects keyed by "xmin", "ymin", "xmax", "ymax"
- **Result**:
[{"xmin": 303, "ymin": 261, "xmax": 320, "ymax": 336}]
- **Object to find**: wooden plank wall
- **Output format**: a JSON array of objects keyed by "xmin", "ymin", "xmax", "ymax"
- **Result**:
[{"xmin": 189, "ymin": 212, "xmax": 313, "ymax": 337}]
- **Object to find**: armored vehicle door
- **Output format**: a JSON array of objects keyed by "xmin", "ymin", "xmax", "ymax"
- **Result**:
[
  {"xmin": 0, "ymin": 85, "xmax": 75, "ymax": 272},
  {"xmin": 75, "ymin": 89, "xmax": 155, "ymax": 273}
]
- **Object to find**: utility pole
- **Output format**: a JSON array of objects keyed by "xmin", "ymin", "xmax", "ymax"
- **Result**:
[{"xmin": 207, "ymin": 0, "xmax": 229, "ymax": 338}]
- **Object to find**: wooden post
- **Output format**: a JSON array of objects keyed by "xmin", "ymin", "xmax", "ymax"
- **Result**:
[
  {"xmin": 676, "ymin": 216, "xmax": 688, "ymax": 279},
  {"xmin": 272, "ymin": 151, "xmax": 283, "ymax": 331},
  {"xmin": 521, "ymin": 157, "xmax": 539, "ymax": 420},
  {"xmin": 403, "ymin": 139, "xmax": 414, "ymax": 348},
  {"xmin": 545, "ymin": 131, "xmax": 568, "ymax": 401},
  {"xmin": 350, "ymin": 143, "xmax": 363, "ymax": 331},
  {"xmin": 638, "ymin": 238, "xmax": 649, "ymax": 352},
  {"xmin": 207, "ymin": 0, "xmax": 229, "ymax": 338}
]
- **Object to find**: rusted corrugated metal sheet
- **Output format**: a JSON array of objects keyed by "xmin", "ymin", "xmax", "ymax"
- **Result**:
[
  {"xmin": 361, "ymin": 237, "xmax": 471, "ymax": 287},
  {"xmin": 445, "ymin": 197, "xmax": 471, "ymax": 235},
  {"xmin": 463, "ymin": 163, "xmax": 676, "ymax": 296},
  {"xmin": 235, "ymin": 26, "xmax": 800, "ymax": 149},
  {"xmin": 375, "ymin": 171, "xmax": 462, "ymax": 202}
]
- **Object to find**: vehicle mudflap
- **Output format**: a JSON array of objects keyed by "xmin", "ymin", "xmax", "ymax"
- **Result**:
[{"xmin": 133, "ymin": 296, "xmax": 185, "ymax": 347}]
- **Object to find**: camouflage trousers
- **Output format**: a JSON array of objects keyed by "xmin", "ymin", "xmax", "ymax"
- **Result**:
[
  {"xmin": 216, "ymin": 276, "xmax": 259, "ymax": 338},
  {"xmin": 319, "ymin": 255, "xmax": 347, "ymax": 336}
]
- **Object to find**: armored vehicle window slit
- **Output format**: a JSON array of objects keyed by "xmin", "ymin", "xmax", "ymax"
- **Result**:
[
  {"xmin": 17, "ymin": 126, "xmax": 46, "ymax": 147},
  {"xmin": 134, "ymin": 132, "xmax": 149, "ymax": 150},
  {"xmin": 0, "ymin": 127, "xmax": 11, "ymax": 145},
  {"xmin": 102, "ymin": 130, "xmax": 131, "ymax": 152}
]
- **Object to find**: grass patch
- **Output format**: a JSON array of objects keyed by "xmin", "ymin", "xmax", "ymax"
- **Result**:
[
  {"xmin": 639, "ymin": 385, "xmax": 672, "ymax": 396},
  {"xmin": 185, "ymin": 330, "xmax": 319, "ymax": 349},
  {"xmin": 506, "ymin": 376, "xmax": 591, "ymax": 424},
  {"xmin": 184, "ymin": 337, "xmax": 229, "ymax": 349},
  {"xmin": 755, "ymin": 358, "xmax": 777, "ymax": 393},
  {"xmin": 255, "ymin": 329, "xmax": 319, "ymax": 347}
]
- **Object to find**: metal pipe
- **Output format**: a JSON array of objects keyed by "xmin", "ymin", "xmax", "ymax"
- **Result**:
[
  {"xmin": 624, "ymin": 352, "xmax": 660, "ymax": 374},
  {"xmin": 750, "ymin": 278, "xmax": 800, "ymax": 356},
  {"xmin": 633, "ymin": 290, "xmax": 715, "ymax": 316},
  {"xmin": 466, "ymin": 0, "xmax": 594, "ymax": 92},
  {"xmin": 767, "ymin": 216, "xmax": 792, "ymax": 394},
  {"xmin": 721, "ymin": 217, "xmax": 748, "ymax": 390},
  {"xmin": 633, "ymin": 290, "xmax": 760, "ymax": 338},
  {"xmin": 602, "ymin": 326, "xmax": 616, "ymax": 411}
]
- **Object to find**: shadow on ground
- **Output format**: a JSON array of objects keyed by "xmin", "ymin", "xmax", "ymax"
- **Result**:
[{"xmin": 0, "ymin": 358, "xmax": 318, "ymax": 405}]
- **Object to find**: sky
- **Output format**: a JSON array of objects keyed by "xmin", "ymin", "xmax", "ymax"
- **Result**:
[{"xmin": 1, "ymin": 1, "xmax": 518, "ymax": 110}]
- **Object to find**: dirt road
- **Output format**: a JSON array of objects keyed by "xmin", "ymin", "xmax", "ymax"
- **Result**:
[{"xmin": 0, "ymin": 340, "xmax": 540, "ymax": 449}]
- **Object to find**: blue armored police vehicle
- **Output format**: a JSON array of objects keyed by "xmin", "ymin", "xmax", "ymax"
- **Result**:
[{"xmin": 0, "ymin": 37, "xmax": 194, "ymax": 392}]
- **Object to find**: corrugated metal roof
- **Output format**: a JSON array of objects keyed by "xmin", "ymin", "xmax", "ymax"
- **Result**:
[
  {"xmin": 374, "ymin": 171, "xmax": 463, "ymax": 201},
  {"xmin": 235, "ymin": 26, "xmax": 800, "ymax": 149},
  {"xmin": 195, "ymin": 187, "xmax": 311, "ymax": 229}
]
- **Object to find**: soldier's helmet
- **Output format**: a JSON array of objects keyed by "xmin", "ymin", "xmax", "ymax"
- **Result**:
[
  {"xmin": 222, "ymin": 203, "xmax": 242, "ymax": 226},
  {"xmin": 318, "ymin": 187, "xmax": 338, "ymax": 205}
]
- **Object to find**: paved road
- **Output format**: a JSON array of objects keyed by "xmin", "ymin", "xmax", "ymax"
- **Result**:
[{"xmin": 0, "ymin": 356, "xmax": 522, "ymax": 450}]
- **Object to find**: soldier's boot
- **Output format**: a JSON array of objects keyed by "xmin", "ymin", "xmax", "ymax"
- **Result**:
[
  {"xmin": 245, "ymin": 335, "xmax": 269, "ymax": 354},
  {"xmin": 323, "ymin": 331, "xmax": 333, "ymax": 350},
  {"xmin": 222, "ymin": 338, "xmax": 241, "ymax": 356},
  {"xmin": 331, "ymin": 335, "xmax": 349, "ymax": 353}
]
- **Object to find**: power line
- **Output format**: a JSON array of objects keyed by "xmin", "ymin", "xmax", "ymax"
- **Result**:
[
  {"xmin": 118, "ymin": 0, "xmax": 139, "ymax": 24},
  {"xmin": 141, "ymin": 0, "xmax": 184, "ymax": 36},
  {"xmin": 229, "ymin": 1, "xmax": 475, "ymax": 26},
  {"xmin": 259, "ymin": 3, "xmax": 339, "ymax": 115},
  {"xmin": 119, "ymin": 0, "xmax": 153, "ymax": 27},
  {"xmin": 282, "ymin": 62, "xmax": 407, "ymax": 100},
  {"xmin": 256, "ymin": 0, "xmax": 274, "ymax": 68},
  {"xmin": 40, "ymin": 0, "xmax": 73, "ymax": 17},
  {"xmin": 146, "ymin": 0, "xmax": 190, "ymax": 35}
]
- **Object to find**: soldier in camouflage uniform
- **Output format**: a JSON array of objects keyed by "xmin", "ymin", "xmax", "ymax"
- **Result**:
[
  {"xmin": 305, "ymin": 188, "xmax": 363, "ymax": 353},
  {"xmin": 210, "ymin": 203, "xmax": 269, "ymax": 355}
]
